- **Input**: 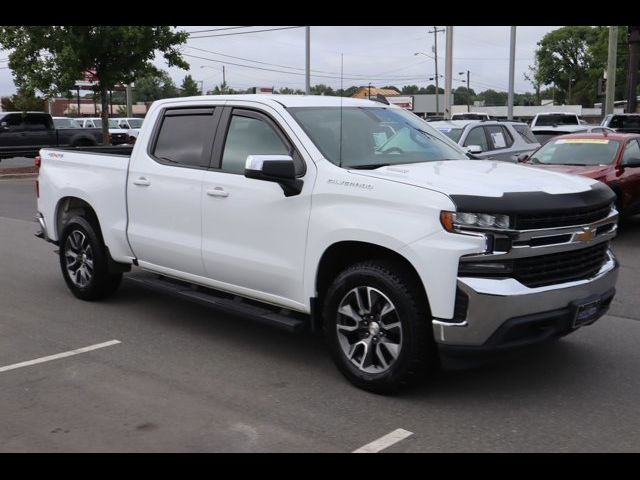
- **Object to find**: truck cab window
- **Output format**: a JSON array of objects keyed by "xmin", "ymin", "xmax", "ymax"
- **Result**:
[
  {"xmin": 221, "ymin": 114, "xmax": 290, "ymax": 175},
  {"xmin": 153, "ymin": 112, "xmax": 215, "ymax": 168}
]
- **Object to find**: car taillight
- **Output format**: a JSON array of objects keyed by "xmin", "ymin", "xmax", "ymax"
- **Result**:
[{"xmin": 35, "ymin": 156, "xmax": 41, "ymax": 168}]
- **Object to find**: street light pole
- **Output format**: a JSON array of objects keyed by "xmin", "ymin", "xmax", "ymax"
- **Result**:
[
  {"xmin": 508, "ymin": 26, "xmax": 516, "ymax": 120},
  {"xmin": 428, "ymin": 26, "xmax": 445, "ymax": 116},
  {"xmin": 305, "ymin": 26, "xmax": 311, "ymax": 95}
]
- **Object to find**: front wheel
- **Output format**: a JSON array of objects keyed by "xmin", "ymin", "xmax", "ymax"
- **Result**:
[
  {"xmin": 323, "ymin": 261, "xmax": 436, "ymax": 393},
  {"xmin": 59, "ymin": 216, "xmax": 122, "ymax": 301}
]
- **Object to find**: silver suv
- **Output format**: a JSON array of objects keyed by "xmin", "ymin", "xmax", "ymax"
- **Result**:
[{"xmin": 430, "ymin": 120, "xmax": 541, "ymax": 162}]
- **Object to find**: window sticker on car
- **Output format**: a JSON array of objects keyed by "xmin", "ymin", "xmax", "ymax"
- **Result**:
[
  {"xmin": 491, "ymin": 132, "xmax": 506, "ymax": 148},
  {"xmin": 556, "ymin": 139, "xmax": 610, "ymax": 144}
]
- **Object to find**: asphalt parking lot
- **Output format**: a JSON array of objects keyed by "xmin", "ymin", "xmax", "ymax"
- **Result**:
[{"xmin": 1, "ymin": 173, "xmax": 640, "ymax": 452}]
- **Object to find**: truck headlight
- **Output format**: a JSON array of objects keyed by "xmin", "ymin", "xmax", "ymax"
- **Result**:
[{"xmin": 440, "ymin": 211, "xmax": 511, "ymax": 232}]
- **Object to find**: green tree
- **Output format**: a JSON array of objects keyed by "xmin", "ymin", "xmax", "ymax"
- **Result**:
[
  {"xmin": 453, "ymin": 86, "xmax": 476, "ymax": 106},
  {"xmin": 0, "ymin": 26, "xmax": 188, "ymax": 142},
  {"xmin": 590, "ymin": 26, "xmax": 629, "ymax": 102},
  {"xmin": 310, "ymin": 84, "xmax": 335, "ymax": 96},
  {"xmin": 134, "ymin": 71, "xmax": 180, "ymax": 102},
  {"xmin": 181, "ymin": 74, "xmax": 201, "ymax": 97},
  {"xmin": 401, "ymin": 84, "xmax": 420, "ymax": 94},
  {"xmin": 532, "ymin": 26, "xmax": 599, "ymax": 106},
  {"xmin": 476, "ymin": 89, "xmax": 508, "ymax": 106},
  {"xmin": 1, "ymin": 87, "xmax": 45, "ymax": 111}
]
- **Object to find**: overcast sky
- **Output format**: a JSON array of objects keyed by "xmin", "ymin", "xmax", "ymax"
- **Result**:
[{"xmin": 0, "ymin": 26, "xmax": 562, "ymax": 97}]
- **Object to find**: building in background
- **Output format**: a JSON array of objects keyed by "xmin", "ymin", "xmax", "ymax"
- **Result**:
[{"xmin": 352, "ymin": 86, "xmax": 399, "ymax": 100}]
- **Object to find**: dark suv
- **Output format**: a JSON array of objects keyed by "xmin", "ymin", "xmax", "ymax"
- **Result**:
[{"xmin": 601, "ymin": 114, "xmax": 640, "ymax": 134}]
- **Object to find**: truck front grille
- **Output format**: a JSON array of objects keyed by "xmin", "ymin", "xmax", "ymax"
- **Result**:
[
  {"xmin": 459, "ymin": 242, "xmax": 610, "ymax": 288},
  {"xmin": 513, "ymin": 242, "xmax": 609, "ymax": 287},
  {"xmin": 514, "ymin": 204, "xmax": 612, "ymax": 230}
]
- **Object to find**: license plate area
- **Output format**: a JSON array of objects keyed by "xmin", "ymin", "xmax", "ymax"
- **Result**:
[{"xmin": 572, "ymin": 299, "xmax": 601, "ymax": 328}]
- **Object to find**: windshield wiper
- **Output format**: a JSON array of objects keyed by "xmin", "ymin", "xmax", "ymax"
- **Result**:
[{"xmin": 349, "ymin": 164, "xmax": 391, "ymax": 170}]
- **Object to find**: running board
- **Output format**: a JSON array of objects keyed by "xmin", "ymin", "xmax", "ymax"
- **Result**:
[{"xmin": 126, "ymin": 273, "xmax": 307, "ymax": 333}]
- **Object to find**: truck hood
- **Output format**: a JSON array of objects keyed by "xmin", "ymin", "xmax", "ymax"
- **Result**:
[
  {"xmin": 527, "ymin": 163, "xmax": 611, "ymax": 179},
  {"xmin": 352, "ymin": 160, "xmax": 597, "ymax": 197}
]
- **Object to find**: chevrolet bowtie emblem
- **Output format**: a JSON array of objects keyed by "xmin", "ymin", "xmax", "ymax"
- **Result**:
[{"xmin": 576, "ymin": 227, "xmax": 597, "ymax": 242}]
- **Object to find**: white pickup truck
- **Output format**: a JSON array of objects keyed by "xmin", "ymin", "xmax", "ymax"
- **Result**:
[{"xmin": 36, "ymin": 95, "xmax": 620, "ymax": 392}]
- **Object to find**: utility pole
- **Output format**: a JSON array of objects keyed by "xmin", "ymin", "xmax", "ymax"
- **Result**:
[
  {"xmin": 444, "ymin": 26, "xmax": 453, "ymax": 120},
  {"xmin": 626, "ymin": 26, "xmax": 640, "ymax": 113},
  {"xmin": 508, "ymin": 26, "xmax": 516, "ymax": 120},
  {"xmin": 466, "ymin": 70, "xmax": 470, "ymax": 112},
  {"xmin": 305, "ymin": 26, "xmax": 311, "ymax": 95},
  {"xmin": 605, "ymin": 27, "xmax": 618, "ymax": 115},
  {"xmin": 368, "ymin": 82, "xmax": 371, "ymax": 99},
  {"xmin": 429, "ymin": 26, "xmax": 445, "ymax": 116},
  {"xmin": 222, "ymin": 65, "xmax": 226, "ymax": 94}
]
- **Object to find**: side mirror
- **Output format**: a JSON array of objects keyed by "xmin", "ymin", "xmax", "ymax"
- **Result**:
[
  {"xmin": 244, "ymin": 155, "xmax": 303, "ymax": 197},
  {"xmin": 466, "ymin": 145, "xmax": 483, "ymax": 154},
  {"xmin": 0, "ymin": 121, "xmax": 8, "ymax": 131},
  {"xmin": 516, "ymin": 153, "xmax": 530, "ymax": 163}
]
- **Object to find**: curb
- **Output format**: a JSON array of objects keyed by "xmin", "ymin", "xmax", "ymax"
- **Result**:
[{"xmin": 0, "ymin": 173, "xmax": 38, "ymax": 180}]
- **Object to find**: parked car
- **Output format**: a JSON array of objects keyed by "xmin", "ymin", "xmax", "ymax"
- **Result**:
[
  {"xmin": 0, "ymin": 112, "xmax": 102, "ymax": 160},
  {"xmin": 79, "ymin": 117, "xmax": 128, "ymax": 145},
  {"xmin": 520, "ymin": 132, "xmax": 640, "ymax": 217},
  {"xmin": 533, "ymin": 125, "xmax": 616, "ymax": 145},
  {"xmin": 601, "ymin": 113, "xmax": 640, "ymax": 134},
  {"xmin": 36, "ymin": 95, "xmax": 619, "ymax": 393},
  {"xmin": 429, "ymin": 119, "xmax": 540, "ymax": 162},
  {"xmin": 113, "ymin": 117, "xmax": 144, "ymax": 142},
  {"xmin": 451, "ymin": 112, "xmax": 491, "ymax": 121},
  {"xmin": 52, "ymin": 117, "xmax": 83, "ymax": 129}
]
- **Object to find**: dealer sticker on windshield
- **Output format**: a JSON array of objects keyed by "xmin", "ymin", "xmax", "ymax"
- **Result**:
[{"xmin": 556, "ymin": 139, "xmax": 610, "ymax": 144}]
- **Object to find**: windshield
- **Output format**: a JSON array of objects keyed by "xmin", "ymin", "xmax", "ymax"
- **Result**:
[
  {"xmin": 434, "ymin": 127, "xmax": 464, "ymax": 143},
  {"xmin": 128, "ymin": 118, "xmax": 143, "ymax": 128},
  {"xmin": 535, "ymin": 115, "xmax": 579, "ymax": 126},
  {"xmin": 108, "ymin": 119, "xmax": 120, "ymax": 128},
  {"xmin": 288, "ymin": 107, "xmax": 467, "ymax": 169},
  {"xmin": 530, "ymin": 138, "xmax": 621, "ymax": 166}
]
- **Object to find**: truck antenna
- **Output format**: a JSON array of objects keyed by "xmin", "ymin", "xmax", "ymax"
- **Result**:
[{"xmin": 339, "ymin": 53, "xmax": 344, "ymax": 168}]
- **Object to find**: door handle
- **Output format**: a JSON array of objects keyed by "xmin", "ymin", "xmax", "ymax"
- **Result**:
[
  {"xmin": 133, "ymin": 177, "xmax": 151, "ymax": 187},
  {"xmin": 207, "ymin": 187, "xmax": 229, "ymax": 198}
]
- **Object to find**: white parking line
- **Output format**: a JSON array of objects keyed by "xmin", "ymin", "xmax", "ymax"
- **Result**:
[
  {"xmin": 353, "ymin": 428, "xmax": 413, "ymax": 453},
  {"xmin": 0, "ymin": 340, "xmax": 121, "ymax": 373}
]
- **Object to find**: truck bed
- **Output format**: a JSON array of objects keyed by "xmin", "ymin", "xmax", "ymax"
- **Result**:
[{"xmin": 37, "ymin": 146, "xmax": 135, "ymax": 263}]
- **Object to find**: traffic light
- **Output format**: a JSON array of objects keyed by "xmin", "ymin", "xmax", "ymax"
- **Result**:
[{"xmin": 597, "ymin": 77, "xmax": 607, "ymax": 97}]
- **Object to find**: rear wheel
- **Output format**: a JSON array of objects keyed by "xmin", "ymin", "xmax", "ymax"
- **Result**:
[
  {"xmin": 59, "ymin": 216, "xmax": 122, "ymax": 300},
  {"xmin": 323, "ymin": 260, "xmax": 436, "ymax": 393}
]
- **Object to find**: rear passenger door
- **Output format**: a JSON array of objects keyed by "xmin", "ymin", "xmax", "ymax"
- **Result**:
[
  {"xmin": 23, "ymin": 114, "xmax": 56, "ymax": 148},
  {"xmin": 127, "ymin": 106, "xmax": 222, "ymax": 277},
  {"xmin": 200, "ymin": 106, "xmax": 313, "ymax": 309},
  {"xmin": 483, "ymin": 125, "xmax": 516, "ymax": 162}
]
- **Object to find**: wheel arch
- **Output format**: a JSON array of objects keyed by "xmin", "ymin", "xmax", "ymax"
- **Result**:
[{"xmin": 312, "ymin": 241, "xmax": 429, "ymax": 332}]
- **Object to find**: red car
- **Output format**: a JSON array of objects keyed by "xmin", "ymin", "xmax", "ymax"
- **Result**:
[{"xmin": 521, "ymin": 132, "xmax": 640, "ymax": 217}]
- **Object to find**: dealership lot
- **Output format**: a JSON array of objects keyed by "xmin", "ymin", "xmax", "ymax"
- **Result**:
[{"xmin": 1, "ymin": 175, "xmax": 640, "ymax": 452}]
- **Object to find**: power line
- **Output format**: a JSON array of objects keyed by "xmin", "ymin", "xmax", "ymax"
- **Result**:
[
  {"xmin": 186, "ymin": 44, "xmax": 435, "ymax": 80},
  {"xmin": 185, "ymin": 26, "xmax": 252, "ymax": 35},
  {"xmin": 183, "ymin": 52, "xmax": 439, "ymax": 82},
  {"xmin": 189, "ymin": 26, "xmax": 304, "ymax": 39}
]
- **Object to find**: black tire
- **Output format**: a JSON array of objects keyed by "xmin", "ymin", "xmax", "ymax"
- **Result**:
[
  {"xmin": 323, "ymin": 260, "xmax": 436, "ymax": 394},
  {"xmin": 59, "ymin": 215, "xmax": 122, "ymax": 301}
]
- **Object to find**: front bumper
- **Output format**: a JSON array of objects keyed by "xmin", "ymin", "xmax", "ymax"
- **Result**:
[{"xmin": 433, "ymin": 249, "xmax": 619, "ymax": 349}]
